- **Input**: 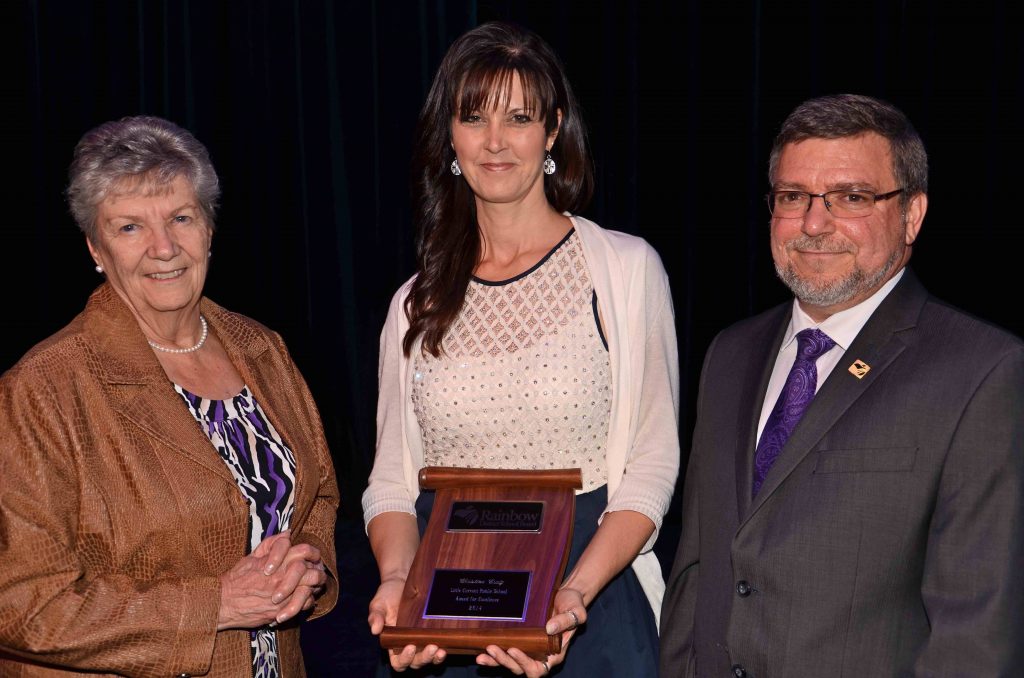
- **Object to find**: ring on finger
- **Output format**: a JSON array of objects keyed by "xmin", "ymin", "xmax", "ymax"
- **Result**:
[
  {"xmin": 567, "ymin": 609, "xmax": 580, "ymax": 628},
  {"xmin": 541, "ymin": 660, "xmax": 551, "ymax": 674}
]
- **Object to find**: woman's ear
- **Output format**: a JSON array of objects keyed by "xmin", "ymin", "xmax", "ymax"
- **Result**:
[
  {"xmin": 86, "ymin": 236, "xmax": 102, "ymax": 263},
  {"xmin": 547, "ymin": 109, "xmax": 563, "ymax": 151}
]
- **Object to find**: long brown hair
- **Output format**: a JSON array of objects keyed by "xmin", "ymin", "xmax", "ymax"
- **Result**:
[{"xmin": 403, "ymin": 21, "xmax": 593, "ymax": 357}]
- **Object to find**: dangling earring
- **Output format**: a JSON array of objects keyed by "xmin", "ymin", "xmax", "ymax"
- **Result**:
[
  {"xmin": 451, "ymin": 158, "xmax": 462, "ymax": 176},
  {"xmin": 543, "ymin": 153, "xmax": 556, "ymax": 175},
  {"xmin": 95, "ymin": 264, "xmax": 104, "ymax": 274}
]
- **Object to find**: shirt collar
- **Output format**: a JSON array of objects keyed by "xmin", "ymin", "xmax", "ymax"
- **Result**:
[{"xmin": 781, "ymin": 268, "xmax": 906, "ymax": 351}]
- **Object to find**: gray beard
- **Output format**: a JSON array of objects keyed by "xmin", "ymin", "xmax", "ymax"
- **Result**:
[{"xmin": 775, "ymin": 237, "xmax": 902, "ymax": 309}]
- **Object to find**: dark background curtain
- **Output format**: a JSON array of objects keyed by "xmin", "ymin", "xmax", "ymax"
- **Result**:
[{"xmin": 8, "ymin": 1, "xmax": 1023, "ymax": 674}]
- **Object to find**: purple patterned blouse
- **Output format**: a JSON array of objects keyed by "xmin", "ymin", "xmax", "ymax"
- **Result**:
[{"xmin": 175, "ymin": 384, "xmax": 297, "ymax": 678}]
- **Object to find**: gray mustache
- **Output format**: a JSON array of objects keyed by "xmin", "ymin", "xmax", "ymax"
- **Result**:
[{"xmin": 786, "ymin": 236, "xmax": 851, "ymax": 253}]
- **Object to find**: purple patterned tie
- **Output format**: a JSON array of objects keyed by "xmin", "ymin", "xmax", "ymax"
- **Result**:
[{"xmin": 752, "ymin": 328, "xmax": 836, "ymax": 497}]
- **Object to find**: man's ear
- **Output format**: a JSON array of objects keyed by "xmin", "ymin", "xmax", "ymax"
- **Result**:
[{"xmin": 904, "ymin": 192, "xmax": 927, "ymax": 245}]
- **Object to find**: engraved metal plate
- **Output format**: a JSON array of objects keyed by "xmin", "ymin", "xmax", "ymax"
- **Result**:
[{"xmin": 423, "ymin": 569, "xmax": 532, "ymax": 621}]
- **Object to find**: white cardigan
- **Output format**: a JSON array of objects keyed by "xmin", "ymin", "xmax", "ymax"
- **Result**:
[{"xmin": 362, "ymin": 215, "xmax": 680, "ymax": 623}]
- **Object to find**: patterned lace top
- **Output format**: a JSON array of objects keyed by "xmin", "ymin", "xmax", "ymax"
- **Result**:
[
  {"xmin": 174, "ymin": 384, "xmax": 297, "ymax": 678},
  {"xmin": 412, "ymin": 229, "xmax": 612, "ymax": 490}
]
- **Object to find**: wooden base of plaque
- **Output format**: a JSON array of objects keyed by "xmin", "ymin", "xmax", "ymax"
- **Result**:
[{"xmin": 380, "ymin": 467, "xmax": 582, "ymax": 660}]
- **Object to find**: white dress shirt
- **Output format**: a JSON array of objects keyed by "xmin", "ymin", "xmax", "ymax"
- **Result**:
[{"xmin": 756, "ymin": 269, "xmax": 905, "ymax": 445}]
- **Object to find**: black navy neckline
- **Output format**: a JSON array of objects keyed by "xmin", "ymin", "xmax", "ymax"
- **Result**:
[{"xmin": 472, "ymin": 228, "xmax": 576, "ymax": 287}]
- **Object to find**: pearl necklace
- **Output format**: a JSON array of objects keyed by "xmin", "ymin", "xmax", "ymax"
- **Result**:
[{"xmin": 148, "ymin": 315, "xmax": 209, "ymax": 354}]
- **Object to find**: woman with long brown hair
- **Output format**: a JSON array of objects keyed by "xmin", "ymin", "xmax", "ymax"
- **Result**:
[{"xmin": 363, "ymin": 22, "xmax": 678, "ymax": 677}]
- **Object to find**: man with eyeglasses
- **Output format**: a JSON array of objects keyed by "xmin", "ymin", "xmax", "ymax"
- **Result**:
[{"xmin": 660, "ymin": 94, "xmax": 1023, "ymax": 677}]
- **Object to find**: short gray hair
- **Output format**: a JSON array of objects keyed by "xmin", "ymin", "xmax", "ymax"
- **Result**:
[
  {"xmin": 768, "ymin": 94, "xmax": 928, "ymax": 205},
  {"xmin": 67, "ymin": 115, "xmax": 220, "ymax": 240}
]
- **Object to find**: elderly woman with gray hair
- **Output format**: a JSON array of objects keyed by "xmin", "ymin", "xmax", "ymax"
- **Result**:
[{"xmin": 0, "ymin": 116, "xmax": 338, "ymax": 677}]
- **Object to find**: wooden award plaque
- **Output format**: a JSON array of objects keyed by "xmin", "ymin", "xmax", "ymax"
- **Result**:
[{"xmin": 380, "ymin": 466, "xmax": 582, "ymax": 660}]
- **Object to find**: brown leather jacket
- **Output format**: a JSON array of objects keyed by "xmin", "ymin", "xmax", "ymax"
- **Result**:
[{"xmin": 0, "ymin": 285, "xmax": 339, "ymax": 677}]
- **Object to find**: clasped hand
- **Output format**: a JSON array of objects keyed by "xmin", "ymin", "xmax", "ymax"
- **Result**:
[{"xmin": 218, "ymin": 530, "xmax": 327, "ymax": 630}]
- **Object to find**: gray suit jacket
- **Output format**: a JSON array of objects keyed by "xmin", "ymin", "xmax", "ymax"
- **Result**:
[{"xmin": 660, "ymin": 270, "xmax": 1024, "ymax": 677}]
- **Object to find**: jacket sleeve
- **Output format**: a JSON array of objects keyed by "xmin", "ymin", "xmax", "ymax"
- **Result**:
[
  {"xmin": 0, "ymin": 363, "xmax": 220, "ymax": 677},
  {"xmin": 913, "ymin": 346, "xmax": 1024, "ymax": 674},
  {"xmin": 604, "ymin": 243, "xmax": 681, "ymax": 551},
  {"xmin": 361, "ymin": 283, "xmax": 418, "ymax": 527},
  {"xmin": 659, "ymin": 333, "xmax": 721, "ymax": 677},
  {"xmin": 659, "ymin": 453, "xmax": 700, "ymax": 677},
  {"xmin": 268, "ymin": 330, "xmax": 340, "ymax": 621}
]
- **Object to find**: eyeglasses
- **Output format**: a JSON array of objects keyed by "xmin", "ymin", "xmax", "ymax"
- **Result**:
[{"xmin": 766, "ymin": 188, "xmax": 904, "ymax": 218}]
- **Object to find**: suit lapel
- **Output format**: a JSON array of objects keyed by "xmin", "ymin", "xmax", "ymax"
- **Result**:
[
  {"xmin": 734, "ymin": 306, "xmax": 791, "ymax": 519},
  {"xmin": 739, "ymin": 271, "xmax": 928, "ymax": 529},
  {"xmin": 85, "ymin": 285, "xmax": 238, "ymax": 483},
  {"xmin": 206, "ymin": 305, "xmax": 315, "ymax": 524},
  {"xmin": 85, "ymin": 285, "xmax": 318, "ymax": 527},
  {"xmin": 108, "ymin": 380, "xmax": 239, "ymax": 481}
]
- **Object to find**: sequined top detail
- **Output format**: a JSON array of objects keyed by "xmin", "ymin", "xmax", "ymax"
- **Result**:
[{"xmin": 412, "ymin": 229, "xmax": 612, "ymax": 490}]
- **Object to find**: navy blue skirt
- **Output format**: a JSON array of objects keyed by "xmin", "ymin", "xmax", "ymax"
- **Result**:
[{"xmin": 377, "ymin": 485, "xmax": 659, "ymax": 677}]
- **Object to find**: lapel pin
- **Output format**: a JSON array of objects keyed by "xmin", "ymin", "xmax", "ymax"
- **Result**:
[{"xmin": 848, "ymin": 359, "xmax": 870, "ymax": 379}]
